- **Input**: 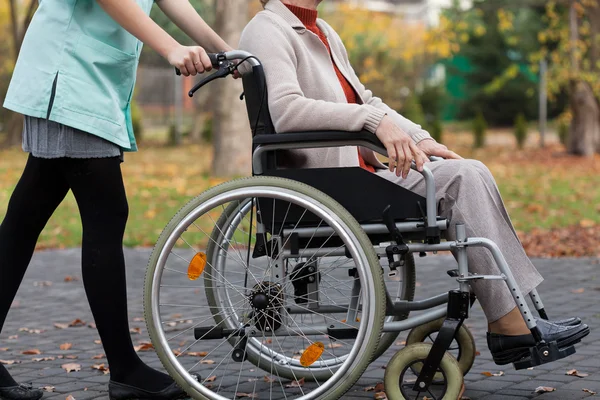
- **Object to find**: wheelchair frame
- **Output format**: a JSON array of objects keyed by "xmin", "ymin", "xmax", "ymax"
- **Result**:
[{"xmin": 144, "ymin": 50, "xmax": 578, "ymax": 399}]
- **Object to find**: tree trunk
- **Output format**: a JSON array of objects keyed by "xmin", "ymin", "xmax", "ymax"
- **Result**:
[
  {"xmin": 569, "ymin": 81, "xmax": 600, "ymax": 156},
  {"xmin": 567, "ymin": 0, "xmax": 600, "ymax": 156},
  {"xmin": 211, "ymin": 0, "xmax": 252, "ymax": 176}
]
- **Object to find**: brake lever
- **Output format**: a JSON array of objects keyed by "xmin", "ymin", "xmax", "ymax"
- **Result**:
[{"xmin": 187, "ymin": 61, "xmax": 236, "ymax": 98}]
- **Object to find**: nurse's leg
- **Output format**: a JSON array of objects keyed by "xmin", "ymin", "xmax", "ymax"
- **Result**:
[
  {"xmin": 0, "ymin": 156, "xmax": 69, "ymax": 387},
  {"xmin": 64, "ymin": 157, "xmax": 175, "ymax": 391}
]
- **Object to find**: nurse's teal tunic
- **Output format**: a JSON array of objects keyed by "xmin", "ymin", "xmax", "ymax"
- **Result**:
[{"xmin": 3, "ymin": 0, "xmax": 155, "ymax": 152}]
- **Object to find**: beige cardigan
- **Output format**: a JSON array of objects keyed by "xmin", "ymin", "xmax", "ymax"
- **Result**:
[{"xmin": 239, "ymin": 0, "xmax": 432, "ymax": 169}]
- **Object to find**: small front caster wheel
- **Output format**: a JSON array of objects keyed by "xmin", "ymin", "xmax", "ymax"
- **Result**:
[
  {"xmin": 406, "ymin": 317, "xmax": 476, "ymax": 378},
  {"xmin": 384, "ymin": 343, "xmax": 464, "ymax": 400}
]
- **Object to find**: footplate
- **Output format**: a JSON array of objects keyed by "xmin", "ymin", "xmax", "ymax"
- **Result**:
[{"xmin": 513, "ymin": 341, "xmax": 576, "ymax": 370}]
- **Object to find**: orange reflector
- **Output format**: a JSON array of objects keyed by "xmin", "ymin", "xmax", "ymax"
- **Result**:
[
  {"xmin": 187, "ymin": 252, "xmax": 207, "ymax": 281},
  {"xmin": 300, "ymin": 342, "xmax": 324, "ymax": 367}
]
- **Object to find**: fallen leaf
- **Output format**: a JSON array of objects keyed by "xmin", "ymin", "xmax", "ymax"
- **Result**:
[
  {"xmin": 475, "ymin": 351, "xmax": 481, "ymax": 356},
  {"xmin": 187, "ymin": 351, "xmax": 208, "ymax": 357},
  {"xmin": 534, "ymin": 386, "xmax": 556, "ymax": 393},
  {"xmin": 133, "ymin": 317, "xmax": 144, "ymax": 322},
  {"xmin": 580, "ymin": 219, "xmax": 595, "ymax": 228},
  {"xmin": 0, "ymin": 360, "xmax": 18, "ymax": 365},
  {"xmin": 364, "ymin": 386, "xmax": 376, "ymax": 392},
  {"xmin": 65, "ymin": 355, "xmax": 78, "ymax": 360},
  {"xmin": 22, "ymin": 349, "xmax": 41, "ymax": 355},
  {"xmin": 374, "ymin": 382, "xmax": 385, "ymax": 392},
  {"xmin": 235, "ymin": 393, "xmax": 258, "ymax": 399},
  {"xmin": 60, "ymin": 343, "xmax": 73, "ymax": 350},
  {"xmin": 172, "ymin": 349, "xmax": 182, "ymax": 356},
  {"xmin": 94, "ymin": 340, "xmax": 101, "ymax": 345},
  {"xmin": 43, "ymin": 386, "xmax": 55, "ymax": 392},
  {"xmin": 285, "ymin": 378, "xmax": 305, "ymax": 388},
  {"xmin": 583, "ymin": 388, "xmax": 597, "ymax": 395},
  {"xmin": 0, "ymin": 348, "xmax": 7, "ymax": 351},
  {"xmin": 327, "ymin": 343, "xmax": 343, "ymax": 349},
  {"xmin": 165, "ymin": 322, "xmax": 177, "ymax": 327},
  {"xmin": 129, "ymin": 328, "xmax": 142, "ymax": 334},
  {"xmin": 64, "ymin": 276, "xmax": 79, "ymax": 282},
  {"xmin": 33, "ymin": 357, "xmax": 55, "ymax": 362},
  {"xmin": 34, "ymin": 281, "xmax": 52, "ymax": 287},
  {"xmin": 91, "ymin": 364, "xmax": 110, "ymax": 375},
  {"xmin": 134, "ymin": 342, "xmax": 154, "ymax": 352},
  {"xmin": 91, "ymin": 354, "xmax": 105, "ymax": 359},
  {"xmin": 54, "ymin": 323, "xmax": 69, "ymax": 330},
  {"xmin": 571, "ymin": 288, "xmax": 586, "ymax": 294},
  {"xmin": 374, "ymin": 392, "xmax": 388, "ymax": 400},
  {"xmin": 69, "ymin": 319, "xmax": 86, "ymax": 327},
  {"xmin": 66, "ymin": 395, "xmax": 76, "ymax": 400},
  {"xmin": 62, "ymin": 363, "xmax": 81, "ymax": 373},
  {"xmin": 19, "ymin": 328, "xmax": 43, "ymax": 334},
  {"xmin": 566, "ymin": 369, "xmax": 589, "ymax": 378},
  {"xmin": 88, "ymin": 323, "xmax": 96, "ymax": 329},
  {"xmin": 200, "ymin": 360, "xmax": 215, "ymax": 365},
  {"xmin": 171, "ymin": 313, "xmax": 183, "ymax": 319},
  {"xmin": 481, "ymin": 371, "xmax": 504, "ymax": 377},
  {"xmin": 395, "ymin": 341, "xmax": 406, "ymax": 346},
  {"xmin": 8, "ymin": 335, "xmax": 18, "ymax": 340},
  {"xmin": 206, "ymin": 376, "xmax": 217, "ymax": 383}
]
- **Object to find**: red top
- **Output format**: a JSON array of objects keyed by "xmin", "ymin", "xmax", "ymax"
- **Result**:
[{"xmin": 285, "ymin": 4, "xmax": 375, "ymax": 173}]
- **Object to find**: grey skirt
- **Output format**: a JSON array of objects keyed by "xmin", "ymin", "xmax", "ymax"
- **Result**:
[{"xmin": 23, "ymin": 116, "xmax": 123, "ymax": 160}]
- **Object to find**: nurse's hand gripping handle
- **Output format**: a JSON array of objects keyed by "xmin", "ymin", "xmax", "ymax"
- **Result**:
[{"xmin": 175, "ymin": 53, "xmax": 221, "ymax": 76}]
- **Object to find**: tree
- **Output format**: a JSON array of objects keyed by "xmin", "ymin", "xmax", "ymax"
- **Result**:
[
  {"xmin": 530, "ymin": 0, "xmax": 600, "ymax": 155},
  {"xmin": 2, "ymin": 0, "xmax": 37, "ymax": 148},
  {"xmin": 211, "ymin": 0, "xmax": 252, "ymax": 177}
]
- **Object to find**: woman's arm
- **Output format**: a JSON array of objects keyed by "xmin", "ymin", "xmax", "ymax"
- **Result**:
[
  {"xmin": 96, "ymin": 0, "xmax": 213, "ymax": 76},
  {"xmin": 322, "ymin": 23, "xmax": 433, "ymax": 145},
  {"xmin": 155, "ymin": 0, "xmax": 233, "ymax": 53},
  {"xmin": 239, "ymin": 17, "xmax": 428, "ymax": 176}
]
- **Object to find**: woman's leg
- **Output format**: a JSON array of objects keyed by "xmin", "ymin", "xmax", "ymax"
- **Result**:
[
  {"xmin": 0, "ymin": 156, "xmax": 70, "ymax": 386},
  {"xmin": 376, "ymin": 159, "xmax": 543, "ymax": 331},
  {"xmin": 63, "ymin": 157, "xmax": 174, "ymax": 391}
]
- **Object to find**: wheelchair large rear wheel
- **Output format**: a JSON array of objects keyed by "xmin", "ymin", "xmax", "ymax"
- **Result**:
[
  {"xmin": 144, "ymin": 176, "xmax": 386, "ymax": 400},
  {"xmin": 207, "ymin": 200, "xmax": 416, "ymax": 366}
]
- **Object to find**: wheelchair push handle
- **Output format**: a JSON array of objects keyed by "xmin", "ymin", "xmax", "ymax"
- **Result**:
[
  {"xmin": 174, "ymin": 51, "xmax": 262, "ymax": 97},
  {"xmin": 174, "ymin": 53, "xmax": 223, "ymax": 76}
]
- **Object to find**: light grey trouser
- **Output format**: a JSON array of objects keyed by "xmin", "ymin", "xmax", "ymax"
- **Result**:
[{"xmin": 376, "ymin": 159, "xmax": 544, "ymax": 323}]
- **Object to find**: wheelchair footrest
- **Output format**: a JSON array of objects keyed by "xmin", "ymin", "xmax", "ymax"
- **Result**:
[{"xmin": 513, "ymin": 341, "xmax": 576, "ymax": 370}]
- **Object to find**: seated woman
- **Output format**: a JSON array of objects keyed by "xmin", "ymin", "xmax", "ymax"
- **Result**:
[{"xmin": 240, "ymin": 0, "xmax": 589, "ymax": 365}]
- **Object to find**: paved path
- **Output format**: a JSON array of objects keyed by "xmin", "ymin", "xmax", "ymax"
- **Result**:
[{"xmin": 1, "ymin": 250, "xmax": 598, "ymax": 400}]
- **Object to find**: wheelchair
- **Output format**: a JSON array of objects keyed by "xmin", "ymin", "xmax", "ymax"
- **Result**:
[{"xmin": 143, "ymin": 51, "xmax": 577, "ymax": 400}]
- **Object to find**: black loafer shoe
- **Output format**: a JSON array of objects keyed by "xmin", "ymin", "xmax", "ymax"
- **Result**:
[
  {"xmin": 0, "ymin": 384, "xmax": 43, "ymax": 400},
  {"xmin": 488, "ymin": 320, "xmax": 590, "ymax": 365},
  {"xmin": 535, "ymin": 316, "xmax": 582, "ymax": 327},
  {"xmin": 108, "ymin": 381, "xmax": 187, "ymax": 400}
]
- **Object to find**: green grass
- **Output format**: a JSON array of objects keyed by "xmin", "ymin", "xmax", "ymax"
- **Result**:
[{"xmin": 1, "ymin": 140, "xmax": 599, "ymax": 249}]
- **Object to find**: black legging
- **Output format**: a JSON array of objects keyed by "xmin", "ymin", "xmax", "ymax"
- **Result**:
[{"xmin": 0, "ymin": 155, "xmax": 171, "ymax": 390}]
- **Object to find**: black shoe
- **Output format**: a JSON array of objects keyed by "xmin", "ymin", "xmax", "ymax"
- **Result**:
[
  {"xmin": 488, "ymin": 319, "xmax": 590, "ymax": 365},
  {"xmin": 0, "ymin": 384, "xmax": 43, "ymax": 400},
  {"xmin": 108, "ymin": 381, "xmax": 188, "ymax": 400},
  {"xmin": 535, "ymin": 316, "xmax": 582, "ymax": 327}
]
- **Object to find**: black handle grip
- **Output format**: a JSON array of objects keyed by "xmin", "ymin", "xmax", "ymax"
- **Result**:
[{"xmin": 174, "ymin": 53, "xmax": 224, "ymax": 76}]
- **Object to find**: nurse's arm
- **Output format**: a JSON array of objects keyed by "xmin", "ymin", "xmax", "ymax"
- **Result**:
[
  {"xmin": 96, "ymin": 0, "xmax": 213, "ymax": 76},
  {"xmin": 155, "ymin": 0, "xmax": 233, "ymax": 54}
]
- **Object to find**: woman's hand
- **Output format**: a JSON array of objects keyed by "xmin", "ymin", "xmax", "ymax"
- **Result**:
[
  {"xmin": 417, "ymin": 139, "xmax": 463, "ymax": 160},
  {"xmin": 375, "ymin": 115, "xmax": 429, "ymax": 178},
  {"xmin": 167, "ymin": 45, "xmax": 213, "ymax": 76}
]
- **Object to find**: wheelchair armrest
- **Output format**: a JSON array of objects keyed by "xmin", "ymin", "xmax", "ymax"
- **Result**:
[{"xmin": 253, "ymin": 130, "xmax": 386, "ymax": 154}]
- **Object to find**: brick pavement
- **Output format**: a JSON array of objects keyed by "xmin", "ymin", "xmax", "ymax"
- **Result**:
[{"xmin": 1, "ymin": 249, "xmax": 598, "ymax": 400}]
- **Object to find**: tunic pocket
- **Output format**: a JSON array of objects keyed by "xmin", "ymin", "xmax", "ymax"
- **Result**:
[{"xmin": 59, "ymin": 33, "xmax": 138, "ymax": 125}]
